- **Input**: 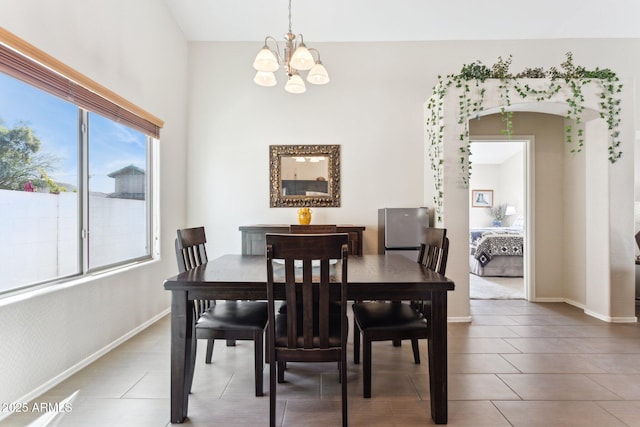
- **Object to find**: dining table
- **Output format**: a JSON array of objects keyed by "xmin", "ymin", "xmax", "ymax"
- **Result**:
[{"xmin": 164, "ymin": 253, "xmax": 455, "ymax": 424}]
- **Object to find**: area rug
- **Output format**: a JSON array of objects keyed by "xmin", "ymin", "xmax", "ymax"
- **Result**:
[{"xmin": 469, "ymin": 274, "xmax": 524, "ymax": 299}]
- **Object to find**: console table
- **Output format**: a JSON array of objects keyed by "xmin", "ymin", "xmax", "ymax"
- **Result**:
[{"xmin": 239, "ymin": 224, "xmax": 366, "ymax": 256}]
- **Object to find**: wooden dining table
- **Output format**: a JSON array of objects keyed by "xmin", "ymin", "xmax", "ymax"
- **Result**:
[{"xmin": 164, "ymin": 254, "xmax": 455, "ymax": 424}]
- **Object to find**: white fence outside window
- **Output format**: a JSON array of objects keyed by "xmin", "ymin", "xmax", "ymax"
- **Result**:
[{"xmin": 0, "ymin": 189, "xmax": 146, "ymax": 293}]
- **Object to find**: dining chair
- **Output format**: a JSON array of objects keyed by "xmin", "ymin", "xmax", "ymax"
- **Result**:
[
  {"xmin": 175, "ymin": 226, "xmax": 268, "ymax": 396},
  {"xmin": 266, "ymin": 233, "xmax": 350, "ymax": 427},
  {"xmin": 351, "ymin": 227, "xmax": 448, "ymax": 398}
]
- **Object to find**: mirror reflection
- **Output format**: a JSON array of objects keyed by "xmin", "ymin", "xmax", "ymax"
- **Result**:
[
  {"xmin": 270, "ymin": 145, "xmax": 340, "ymax": 207},
  {"xmin": 281, "ymin": 156, "xmax": 329, "ymax": 196}
]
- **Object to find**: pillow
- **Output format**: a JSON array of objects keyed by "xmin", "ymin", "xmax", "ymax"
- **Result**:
[
  {"xmin": 470, "ymin": 230, "xmax": 484, "ymax": 244},
  {"xmin": 477, "ymin": 251, "xmax": 491, "ymax": 267},
  {"xmin": 511, "ymin": 216, "xmax": 524, "ymax": 229}
]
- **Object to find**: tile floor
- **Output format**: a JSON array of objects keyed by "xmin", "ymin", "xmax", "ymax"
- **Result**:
[{"xmin": 2, "ymin": 300, "xmax": 639, "ymax": 426}]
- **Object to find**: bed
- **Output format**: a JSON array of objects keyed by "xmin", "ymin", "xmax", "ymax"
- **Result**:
[{"xmin": 469, "ymin": 228, "xmax": 524, "ymax": 277}]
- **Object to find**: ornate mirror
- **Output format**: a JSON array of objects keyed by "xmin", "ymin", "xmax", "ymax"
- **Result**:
[{"xmin": 269, "ymin": 144, "xmax": 341, "ymax": 207}]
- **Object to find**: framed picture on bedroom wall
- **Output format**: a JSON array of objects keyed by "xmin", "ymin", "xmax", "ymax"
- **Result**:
[{"xmin": 472, "ymin": 189, "xmax": 493, "ymax": 207}]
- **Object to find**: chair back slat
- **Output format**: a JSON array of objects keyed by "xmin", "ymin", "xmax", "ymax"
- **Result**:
[
  {"xmin": 284, "ymin": 260, "xmax": 297, "ymax": 348},
  {"xmin": 418, "ymin": 227, "xmax": 449, "ymax": 275},
  {"xmin": 175, "ymin": 226, "xmax": 211, "ymax": 315},
  {"xmin": 302, "ymin": 260, "xmax": 314, "ymax": 348},
  {"xmin": 266, "ymin": 233, "xmax": 349, "ymax": 351},
  {"xmin": 318, "ymin": 260, "xmax": 330, "ymax": 347}
]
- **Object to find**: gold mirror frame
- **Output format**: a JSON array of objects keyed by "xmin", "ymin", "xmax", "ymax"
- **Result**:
[{"xmin": 270, "ymin": 144, "xmax": 341, "ymax": 207}]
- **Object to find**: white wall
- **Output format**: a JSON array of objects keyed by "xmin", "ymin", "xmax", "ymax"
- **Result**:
[
  {"xmin": 564, "ymin": 123, "xmax": 588, "ymax": 305},
  {"xmin": 469, "ymin": 164, "xmax": 501, "ymax": 227},
  {"xmin": 500, "ymin": 148, "xmax": 525, "ymax": 226},
  {"xmin": 0, "ymin": 0, "xmax": 188, "ymax": 408}
]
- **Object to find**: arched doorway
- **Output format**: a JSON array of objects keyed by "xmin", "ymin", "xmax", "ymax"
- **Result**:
[{"xmin": 425, "ymin": 80, "xmax": 635, "ymax": 322}]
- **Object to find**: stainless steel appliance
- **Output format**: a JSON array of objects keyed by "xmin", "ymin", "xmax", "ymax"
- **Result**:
[{"xmin": 378, "ymin": 207, "xmax": 430, "ymax": 260}]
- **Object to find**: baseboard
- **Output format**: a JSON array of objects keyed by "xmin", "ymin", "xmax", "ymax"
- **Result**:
[
  {"xmin": 607, "ymin": 315, "xmax": 638, "ymax": 323},
  {"xmin": 563, "ymin": 298, "xmax": 585, "ymax": 309},
  {"xmin": 583, "ymin": 309, "xmax": 638, "ymax": 323},
  {"xmin": 448, "ymin": 316, "xmax": 472, "ymax": 323},
  {"xmin": 566, "ymin": 299, "xmax": 637, "ymax": 323},
  {"xmin": 0, "ymin": 308, "xmax": 170, "ymax": 422},
  {"xmin": 533, "ymin": 297, "xmax": 567, "ymax": 303}
]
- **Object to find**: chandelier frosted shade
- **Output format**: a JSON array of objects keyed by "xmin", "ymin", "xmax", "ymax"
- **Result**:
[
  {"xmin": 289, "ymin": 43, "xmax": 314, "ymax": 71},
  {"xmin": 253, "ymin": 71, "xmax": 277, "ymax": 87},
  {"xmin": 253, "ymin": 47, "xmax": 279, "ymax": 72},
  {"xmin": 307, "ymin": 62, "xmax": 330, "ymax": 85},
  {"xmin": 284, "ymin": 73, "xmax": 306, "ymax": 94}
]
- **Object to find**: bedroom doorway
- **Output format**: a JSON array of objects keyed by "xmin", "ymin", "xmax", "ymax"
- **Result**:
[{"xmin": 468, "ymin": 138, "xmax": 531, "ymax": 300}]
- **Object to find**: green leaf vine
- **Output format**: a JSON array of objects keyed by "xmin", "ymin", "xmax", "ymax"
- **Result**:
[{"xmin": 425, "ymin": 52, "xmax": 623, "ymax": 222}]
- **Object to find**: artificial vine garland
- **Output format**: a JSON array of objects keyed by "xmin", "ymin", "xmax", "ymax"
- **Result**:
[{"xmin": 425, "ymin": 52, "xmax": 623, "ymax": 222}]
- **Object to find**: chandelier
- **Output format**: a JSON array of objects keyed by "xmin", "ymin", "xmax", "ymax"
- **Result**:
[{"xmin": 252, "ymin": 0, "xmax": 329, "ymax": 94}]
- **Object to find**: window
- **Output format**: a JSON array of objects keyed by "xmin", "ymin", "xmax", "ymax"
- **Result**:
[
  {"xmin": 0, "ymin": 29, "xmax": 162, "ymax": 295},
  {"xmin": 87, "ymin": 112, "xmax": 151, "ymax": 270},
  {"xmin": 0, "ymin": 74, "xmax": 81, "ymax": 287}
]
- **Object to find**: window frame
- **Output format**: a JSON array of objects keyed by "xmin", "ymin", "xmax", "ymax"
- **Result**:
[{"xmin": 0, "ymin": 28, "xmax": 163, "ymax": 297}]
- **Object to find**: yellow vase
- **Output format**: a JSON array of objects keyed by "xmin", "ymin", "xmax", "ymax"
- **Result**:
[{"xmin": 297, "ymin": 208, "xmax": 312, "ymax": 225}]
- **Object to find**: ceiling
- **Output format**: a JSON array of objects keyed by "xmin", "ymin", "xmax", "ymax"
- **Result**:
[{"xmin": 165, "ymin": 0, "xmax": 640, "ymax": 42}]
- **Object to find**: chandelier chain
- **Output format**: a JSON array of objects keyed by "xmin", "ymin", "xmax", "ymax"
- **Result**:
[{"xmin": 288, "ymin": 0, "xmax": 292, "ymax": 34}]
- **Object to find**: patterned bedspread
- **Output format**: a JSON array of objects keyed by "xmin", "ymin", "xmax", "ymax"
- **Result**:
[{"xmin": 470, "ymin": 232, "xmax": 523, "ymax": 267}]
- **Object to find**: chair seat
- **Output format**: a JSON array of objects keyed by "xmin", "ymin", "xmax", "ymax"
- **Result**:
[
  {"xmin": 197, "ymin": 301, "xmax": 268, "ymax": 331},
  {"xmin": 352, "ymin": 302, "xmax": 427, "ymax": 332},
  {"xmin": 274, "ymin": 312, "xmax": 344, "ymax": 347}
]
